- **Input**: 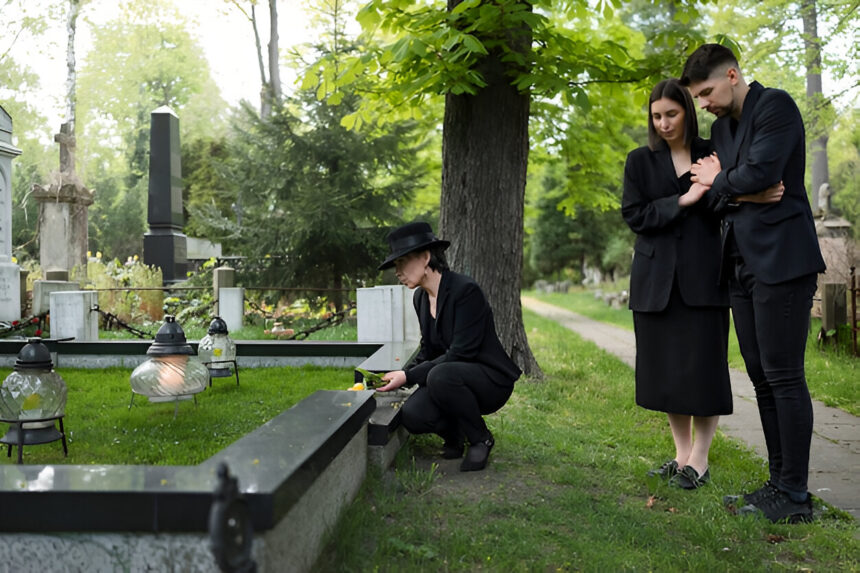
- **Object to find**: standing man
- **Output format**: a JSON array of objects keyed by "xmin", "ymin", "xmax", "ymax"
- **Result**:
[{"xmin": 681, "ymin": 44, "xmax": 826, "ymax": 523}]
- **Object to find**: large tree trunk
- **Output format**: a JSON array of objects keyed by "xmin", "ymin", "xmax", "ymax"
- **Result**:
[
  {"xmin": 440, "ymin": 0, "xmax": 542, "ymax": 378},
  {"xmin": 802, "ymin": 0, "xmax": 829, "ymax": 211}
]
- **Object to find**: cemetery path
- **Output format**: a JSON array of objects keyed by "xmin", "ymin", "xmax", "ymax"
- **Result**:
[{"xmin": 521, "ymin": 296, "xmax": 860, "ymax": 520}]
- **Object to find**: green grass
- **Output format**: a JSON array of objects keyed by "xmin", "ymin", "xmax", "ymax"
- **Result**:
[
  {"xmin": 526, "ymin": 289, "xmax": 859, "ymax": 416},
  {"xmin": 0, "ymin": 365, "xmax": 357, "ymax": 466},
  {"xmin": 316, "ymin": 310, "xmax": 858, "ymax": 572}
]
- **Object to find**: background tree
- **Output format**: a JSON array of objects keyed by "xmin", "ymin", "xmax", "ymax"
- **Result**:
[
  {"xmin": 708, "ymin": 0, "xmax": 858, "ymax": 209},
  {"xmin": 317, "ymin": 0, "xmax": 707, "ymax": 376},
  {"xmin": 193, "ymin": 0, "xmax": 434, "ymax": 306},
  {"xmin": 0, "ymin": 0, "xmax": 59, "ymax": 262},
  {"xmin": 75, "ymin": 0, "xmax": 227, "ymax": 259}
]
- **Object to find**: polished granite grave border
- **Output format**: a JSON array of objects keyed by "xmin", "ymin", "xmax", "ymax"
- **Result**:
[{"xmin": 0, "ymin": 389, "xmax": 376, "ymax": 533}]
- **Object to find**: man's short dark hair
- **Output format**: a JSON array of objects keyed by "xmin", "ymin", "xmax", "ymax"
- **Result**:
[
  {"xmin": 680, "ymin": 44, "xmax": 739, "ymax": 86},
  {"xmin": 647, "ymin": 78, "xmax": 698, "ymax": 151}
]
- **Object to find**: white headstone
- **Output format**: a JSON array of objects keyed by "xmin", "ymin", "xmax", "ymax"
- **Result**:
[
  {"xmin": 32, "ymin": 280, "xmax": 81, "ymax": 315},
  {"xmin": 50, "ymin": 290, "xmax": 98, "ymax": 341},
  {"xmin": 219, "ymin": 287, "xmax": 244, "ymax": 333},
  {"xmin": 356, "ymin": 285, "xmax": 419, "ymax": 342},
  {"xmin": 0, "ymin": 105, "xmax": 22, "ymax": 321}
]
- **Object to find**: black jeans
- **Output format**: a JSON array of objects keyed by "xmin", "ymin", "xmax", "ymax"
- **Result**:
[
  {"xmin": 730, "ymin": 257, "xmax": 818, "ymax": 494},
  {"xmin": 400, "ymin": 362, "xmax": 513, "ymax": 445}
]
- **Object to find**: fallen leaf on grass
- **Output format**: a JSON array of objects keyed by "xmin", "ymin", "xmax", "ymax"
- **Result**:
[
  {"xmin": 666, "ymin": 507, "xmax": 678, "ymax": 513},
  {"xmin": 646, "ymin": 495, "xmax": 657, "ymax": 509},
  {"xmin": 766, "ymin": 534, "xmax": 787, "ymax": 544}
]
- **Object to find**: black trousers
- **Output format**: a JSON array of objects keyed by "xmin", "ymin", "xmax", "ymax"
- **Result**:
[
  {"xmin": 730, "ymin": 257, "xmax": 818, "ymax": 495},
  {"xmin": 400, "ymin": 362, "xmax": 513, "ymax": 445}
]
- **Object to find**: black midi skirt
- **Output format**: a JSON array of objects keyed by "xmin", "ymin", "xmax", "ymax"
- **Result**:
[{"xmin": 633, "ymin": 282, "xmax": 732, "ymax": 416}]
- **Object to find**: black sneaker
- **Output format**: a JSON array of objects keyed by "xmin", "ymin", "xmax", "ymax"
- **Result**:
[
  {"xmin": 647, "ymin": 459, "xmax": 679, "ymax": 479},
  {"xmin": 737, "ymin": 490, "xmax": 814, "ymax": 523},
  {"xmin": 723, "ymin": 480, "xmax": 779, "ymax": 508}
]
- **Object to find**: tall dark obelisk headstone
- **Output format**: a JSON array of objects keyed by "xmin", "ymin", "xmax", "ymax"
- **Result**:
[{"xmin": 143, "ymin": 106, "xmax": 187, "ymax": 284}]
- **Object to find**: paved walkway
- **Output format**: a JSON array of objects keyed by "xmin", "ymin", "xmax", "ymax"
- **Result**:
[{"xmin": 522, "ymin": 296, "xmax": 859, "ymax": 519}]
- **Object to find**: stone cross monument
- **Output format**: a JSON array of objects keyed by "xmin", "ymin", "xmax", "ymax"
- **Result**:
[
  {"xmin": 31, "ymin": 121, "xmax": 94, "ymax": 278},
  {"xmin": 143, "ymin": 106, "xmax": 187, "ymax": 284},
  {"xmin": 0, "ymin": 105, "xmax": 23, "ymax": 321}
]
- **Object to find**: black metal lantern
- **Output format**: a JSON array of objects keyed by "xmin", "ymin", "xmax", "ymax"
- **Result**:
[
  {"xmin": 197, "ymin": 316, "xmax": 239, "ymax": 386},
  {"xmin": 0, "ymin": 338, "xmax": 69, "ymax": 463}
]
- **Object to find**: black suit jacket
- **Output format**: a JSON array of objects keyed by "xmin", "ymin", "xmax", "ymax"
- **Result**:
[
  {"xmin": 622, "ymin": 137, "xmax": 729, "ymax": 312},
  {"xmin": 707, "ymin": 82, "xmax": 825, "ymax": 284},
  {"xmin": 404, "ymin": 271, "xmax": 521, "ymax": 387}
]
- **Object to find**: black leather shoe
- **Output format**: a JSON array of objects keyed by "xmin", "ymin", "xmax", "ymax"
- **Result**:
[
  {"xmin": 723, "ymin": 480, "xmax": 778, "ymax": 508},
  {"xmin": 647, "ymin": 459, "xmax": 679, "ymax": 479},
  {"xmin": 441, "ymin": 441, "xmax": 465, "ymax": 459},
  {"xmin": 460, "ymin": 436, "xmax": 494, "ymax": 472},
  {"xmin": 670, "ymin": 465, "xmax": 710, "ymax": 489}
]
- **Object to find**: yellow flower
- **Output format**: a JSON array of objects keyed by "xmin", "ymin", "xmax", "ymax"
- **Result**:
[
  {"xmin": 87, "ymin": 251, "xmax": 92, "ymax": 257},
  {"xmin": 10, "ymin": 256, "xmax": 16, "ymax": 264},
  {"xmin": 133, "ymin": 254, "xmax": 139, "ymax": 261},
  {"xmin": 96, "ymin": 251, "xmax": 102, "ymax": 259}
]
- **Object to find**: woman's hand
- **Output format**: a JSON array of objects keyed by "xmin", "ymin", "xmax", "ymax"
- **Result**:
[
  {"xmin": 737, "ymin": 181, "xmax": 785, "ymax": 204},
  {"xmin": 678, "ymin": 182, "xmax": 709, "ymax": 207},
  {"xmin": 376, "ymin": 370, "xmax": 407, "ymax": 392},
  {"xmin": 690, "ymin": 152, "xmax": 721, "ymax": 187}
]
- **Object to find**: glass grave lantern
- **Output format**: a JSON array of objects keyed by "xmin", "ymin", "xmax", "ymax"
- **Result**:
[
  {"xmin": 197, "ymin": 316, "xmax": 239, "ymax": 386},
  {"xmin": 0, "ymin": 338, "xmax": 69, "ymax": 463},
  {"xmin": 129, "ymin": 315, "xmax": 209, "ymax": 417}
]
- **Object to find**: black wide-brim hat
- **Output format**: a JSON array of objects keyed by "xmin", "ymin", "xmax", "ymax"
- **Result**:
[{"xmin": 379, "ymin": 222, "xmax": 450, "ymax": 270}]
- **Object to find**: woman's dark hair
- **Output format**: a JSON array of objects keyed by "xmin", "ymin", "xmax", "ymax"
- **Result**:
[
  {"xmin": 647, "ymin": 78, "xmax": 698, "ymax": 151},
  {"xmin": 680, "ymin": 43, "xmax": 739, "ymax": 86},
  {"xmin": 427, "ymin": 245, "xmax": 450, "ymax": 272}
]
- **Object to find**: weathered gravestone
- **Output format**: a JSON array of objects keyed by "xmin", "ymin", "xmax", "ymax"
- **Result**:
[
  {"xmin": 31, "ymin": 121, "xmax": 94, "ymax": 278},
  {"xmin": 0, "ymin": 105, "xmax": 22, "ymax": 321},
  {"xmin": 143, "ymin": 106, "xmax": 187, "ymax": 285}
]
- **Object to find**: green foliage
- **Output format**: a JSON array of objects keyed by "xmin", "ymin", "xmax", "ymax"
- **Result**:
[
  {"xmin": 0, "ymin": 55, "xmax": 53, "ymax": 264},
  {"xmin": 829, "ymin": 108, "xmax": 860, "ymax": 235},
  {"xmin": 0, "ymin": 365, "xmax": 357, "ymax": 466},
  {"xmin": 78, "ymin": 257, "xmax": 164, "ymax": 328},
  {"xmin": 194, "ymin": 3, "xmax": 435, "ymax": 293}
]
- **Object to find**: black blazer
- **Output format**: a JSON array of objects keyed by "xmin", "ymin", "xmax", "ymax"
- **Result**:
[
  {"xmin": 707, "ymin": 82, "xmax": 825, "ymax": 284},
  {"xmin": 622, "ymin": 137, "xmax": 729, "ymax": 312},
  {"xmin": 404, "ymin": 271, "xmax": 521, "ymax": 387}
]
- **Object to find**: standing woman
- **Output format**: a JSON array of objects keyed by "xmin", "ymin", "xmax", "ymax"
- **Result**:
[
  {"xmin": 375, "ymin": 222, "xmax": 521, "ymax": 472},
  {"xmin": 621, "ymin": 78, "xmax": 731, "ymax": 489}
]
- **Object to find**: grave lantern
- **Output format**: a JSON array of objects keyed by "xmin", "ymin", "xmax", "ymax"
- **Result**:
[
  {"xmin": 129, "ymin": 315, "xmax": 208, "ymax": 416},
  {"xmin": 197, "ymin": 316, "xmax": 239, "ymax": 385},
  {"xmin": 0, "ymin": 338, "xmax": 69, "ymax": 463}
]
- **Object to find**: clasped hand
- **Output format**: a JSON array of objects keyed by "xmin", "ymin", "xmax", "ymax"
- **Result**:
[{"xmin": 682, "ymin": 152, "xmax": 783, "ymax": 206}]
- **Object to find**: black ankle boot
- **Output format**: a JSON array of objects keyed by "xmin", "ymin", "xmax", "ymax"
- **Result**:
[{"xmin": 460, "ymin": 435, "xmax": 494, "ymax": 472}]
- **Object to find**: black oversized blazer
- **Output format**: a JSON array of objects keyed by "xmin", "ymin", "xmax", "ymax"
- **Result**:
[
  {"xmin": 404, "ymin": 271, "xmax": 521, "ymax": 388},
  {"xmin": 706, "ymin": 82, "xmax": 825, "ymax": 284},
  {"xmin": 622, "ymin": 137, "xmax": 729, "ymax": 313}
]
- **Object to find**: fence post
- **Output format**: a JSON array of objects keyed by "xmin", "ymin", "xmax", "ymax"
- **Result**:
[{"xmin": 213, "ymin": 267, "xmax": 235, "ymax": 316}]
